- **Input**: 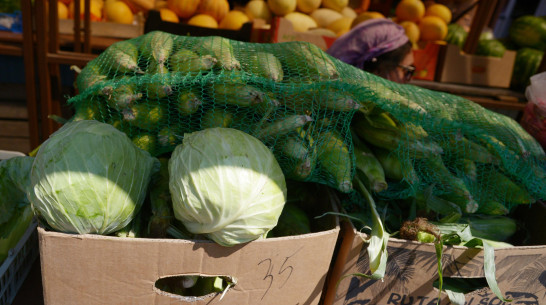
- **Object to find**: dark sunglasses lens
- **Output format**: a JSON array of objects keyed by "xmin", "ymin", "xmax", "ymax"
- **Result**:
[
  {"xmin": 405, "ymin": 69, "xmax": 414, "ymax": 80},
  {"xmin": 403, "ymin": 65, "xmax": 415, "ymax": 81}
]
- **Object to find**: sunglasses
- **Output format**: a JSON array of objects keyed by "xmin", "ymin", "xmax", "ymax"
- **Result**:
[{"xmin": 398, "ymin": 64, "xmax": 416, "ymax": 82}]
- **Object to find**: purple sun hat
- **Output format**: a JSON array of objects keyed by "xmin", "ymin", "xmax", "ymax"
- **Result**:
[{"xmin": 326, "ymin": 18, "xmax": 409, "ymax": 70}]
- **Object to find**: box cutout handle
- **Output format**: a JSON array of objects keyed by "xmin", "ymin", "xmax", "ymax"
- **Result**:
[
  {"xmin": 433, "ymin": 277, "xmax": 488, "ymax": 295},
  {"xmin": 154, "ymin": 275, "xmax": 236, "ymax": 301}
]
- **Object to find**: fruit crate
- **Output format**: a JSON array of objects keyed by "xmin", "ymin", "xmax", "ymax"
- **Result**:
[
  {"xmin": 143, "ymin": 10, "xmax": 253, "ymax": 42},
  {"xmin": 0, "ymin": 219, "xmax": 39, "ymax": 305}
]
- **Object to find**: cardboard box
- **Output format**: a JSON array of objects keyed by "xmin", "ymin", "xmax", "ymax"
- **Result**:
[
  {"xmin": 38, "ymin": 188, "xmax": 340, "ymax": 305},
  {"xmin": 436, "ymin": 44, "xmax": 516, "ymax": 88},
  {"xmin": 271, "ymin": 17, "xmax": 337, "ymax": 51},
  {"xmin": 59, "ymin": 19, "xmax": 145, "ymax": 39},
  {"xmin": 323, "ymin": 220, "xmax": 546, "ymax": 305}
]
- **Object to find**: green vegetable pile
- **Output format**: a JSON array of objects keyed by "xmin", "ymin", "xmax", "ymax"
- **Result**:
[
  {"xmin": 339, "ymin": 103, "xmax": 542, "ymax": 304},
  {"xmin": 0, "ymin": 156, "xmax": 34, "ymax": 264},
  {"xmin": 17, "ymin": 120, "xmax": 329, "ymax": 298},
  {"xmin": 24, "ymin": 120, "xmax": 332, "ymax": 244}
]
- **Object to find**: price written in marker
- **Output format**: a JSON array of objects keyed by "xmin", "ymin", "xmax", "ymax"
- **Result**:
[{"xmin": 257, "ymin": 246, "xmax": 304, "ymax": 302}]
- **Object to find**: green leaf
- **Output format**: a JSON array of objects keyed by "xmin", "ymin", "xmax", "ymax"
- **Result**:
[
  {"xmin": 435, "ymin": 239, "xmax": 466, "ymax": 305},
  {"xmin": 446, "ymin": 289, "xmax": 466, "ymax": 305},
  {"xmin": 0, "ymin": 156, "xmax": 34, "ymax": 225},
  {"xmin": 315, "ymin": 211, "xmax": 368, "ymax": 225},
  {"xmin": 0, "ymin": 205, "xmax": 33, "ymax": 263},
  {"xmin": 438, "ymin": 212, "xmax": 462, "ymax": 223},
  {"xmin": 354, "ymin": 177, "xmax": 389, "ymax": 279},
  {"xmin": 464, "ymin": 238, "xmax": 513, "ymax": 249},
  {"xmin": 429, "ymin": 220, "xmax": 512, "ymax": 304},
  {"xmin": 0, "ymin": 204, "xmax": 15, "ymax": 225},
  {"xmin": 434, "ymin": 222, "xmax": 474, "ymax": 244},
  {"xmin": 483, "ymin": 240, "xmax": 512, "ymax": 303},
  {"xmin": 434, "ymin": 240, "xmax": 444, "ymax": 304},
  {"xmin": 421, "ymin": 186, "xmax": 462, "ymax": 216}
]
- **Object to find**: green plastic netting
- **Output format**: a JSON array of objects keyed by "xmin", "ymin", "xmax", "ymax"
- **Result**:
[{"xmin": 67, "ymin": 30, "xmax": 546, "ymax": 213}]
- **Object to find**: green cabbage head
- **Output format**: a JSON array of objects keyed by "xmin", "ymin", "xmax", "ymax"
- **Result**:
[
  {"xmin": 29, "ymin": 120, "xmax": 159, "ymax": 235},
  {"xmin": 169, "ymin": 128, "xmax": 287, "ymax": 246}
]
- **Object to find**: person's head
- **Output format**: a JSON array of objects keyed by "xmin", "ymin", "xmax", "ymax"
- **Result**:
[{"xmin": 326, "ymin": 18, "xmax": 415, "ymax": 83}]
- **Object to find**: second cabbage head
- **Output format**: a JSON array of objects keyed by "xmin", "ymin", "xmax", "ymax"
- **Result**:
[{"xmin": 169, "ymin": 127, "xmax": 287, "ymax": 246}]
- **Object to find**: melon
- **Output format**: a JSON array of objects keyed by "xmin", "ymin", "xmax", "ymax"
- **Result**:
[{"xmin": 509, "ymin": 15, "xmax": 546, "ymax": 51}]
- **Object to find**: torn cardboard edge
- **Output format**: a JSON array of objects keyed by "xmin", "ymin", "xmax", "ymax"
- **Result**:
[
  {"xmin": 324, "ymin": 219, "xmax": 546, "ymax": 305},
  {"xmin": 152, "ymin": 274, "xmax": 236, "ymax": 302}
]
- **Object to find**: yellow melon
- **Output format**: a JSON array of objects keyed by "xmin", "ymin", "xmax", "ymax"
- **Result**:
[
  {"xmin": 399, "ymin": 20, "xmax": 420, "ymax": 44},
  {"xmin": 321, "ymin": 0, "xmax": 348, "ymax": 12},
  {"xmin": 284, "ymin": 11, "xmax": 318, "ymax": 32},
  {"xmin": 245, "ymin": 0, "xmax": 272, "ymax": 23},
  {"xmin": 424, "ymin": 3, "xmax": 451, "ymax": 24},
  {"xmin": 197, "ymin": 0, "xmax": 230, "ymax": 22},
  {"xmin": 395, "ymin": 0, "xmax": 425, "ymax": 22},
  {"xmin": 310, "ymin": 8, "xmax": 343, "ymax": 28},
  {"xmin": 104, "ymin": 1, "xmax": 134, "ymax": 24},
  {"xmin": 418, "ymin": 15, "xmax": 447, "ymax": 41},
  {"xmin": 168, "ymin": 0, "xmax": 201, "ymax": 19},
  {"xmin": 219, "ymin": 10, "xmax": 250, "ymax": 30},
  {"xmin": 341, "ymin": 6, "xmax": 357, "ymax": 19},
  {"xmin": 296, "ymin": 0, "xmax": 321, "ymax": 14},
  {"xmin": 327, "ymin": 16, "xmax": 353, "ymax": 36},
  {"xmin": 267, "ymin": 0, "xmax": 296, "ymax": 16},
  {"xmin": 350, "ymin": 11, "xmax": 384, "ymax": 28},
  {"xmin": 159, "ymin": 7, "xmax": 180, "ymax": 23},
  {"xmin": 187, "ymin": 13, "xmax": 219, "ymax": 28}
]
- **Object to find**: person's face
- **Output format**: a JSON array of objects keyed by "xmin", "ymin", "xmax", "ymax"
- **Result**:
[{"xmin": 388, "ymin": 51, "xmax": 415, "ymax": 84}]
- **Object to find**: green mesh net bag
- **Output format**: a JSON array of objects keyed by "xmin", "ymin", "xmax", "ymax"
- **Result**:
[
  {"xmin": 69, "ymin": 31, "xmax": 364, "ymax": 194},
  {"xmin": 68, "ymin": 31, "xmax": 546, "ymax": 213},
  {"xmin": 347, "ymin": 79, "xmax": 546, "ymax": 215}
]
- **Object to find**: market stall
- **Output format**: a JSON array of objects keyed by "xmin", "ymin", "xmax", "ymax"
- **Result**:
[{"xmin": 1, "ymin": 0, "xmax": 546, "ymax": 305}]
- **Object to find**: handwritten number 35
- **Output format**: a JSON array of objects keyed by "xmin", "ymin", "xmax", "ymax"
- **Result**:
[{"xmin": 257, "ymin": 254, "xmax": 297, "ymax": 300}]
